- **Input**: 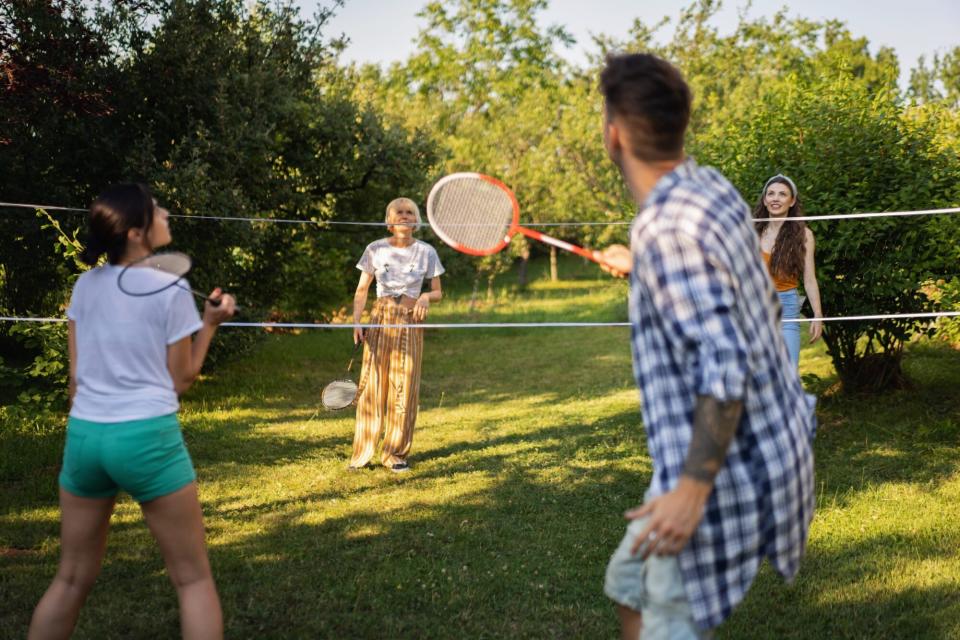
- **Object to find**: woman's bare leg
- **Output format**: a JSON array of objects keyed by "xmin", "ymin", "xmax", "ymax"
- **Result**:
[
  {"xmin": 28, "ymin": 489, "xmax": 115, "ymax": 640},
  {"xmin": 141, "ymin": 482, "xmax": 222, "ymax": 640}
]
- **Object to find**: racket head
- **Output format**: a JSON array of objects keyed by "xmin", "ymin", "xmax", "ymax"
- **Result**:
[
  {"xmin": 426, "ymin": 173, "xmax": 519, "ymax": 256},
  {"xmin": 117, "ymin": 252, "xmax": 193, "ymax": 297},
  {"xmin": 321, "ymin": 379, "xmax": 358, "ymax": 410}
]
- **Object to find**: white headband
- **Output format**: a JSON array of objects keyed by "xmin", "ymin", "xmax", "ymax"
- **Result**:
[{"xmin": 763, "ymin": 174, "xmax": 797, "ymax": 199}]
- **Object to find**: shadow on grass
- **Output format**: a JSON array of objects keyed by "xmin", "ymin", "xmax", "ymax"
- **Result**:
[
  {"xmin": 0, "ymin": 406, "xmax": 645, "ymax": 639},
  {"xmin": 811, "ymin": 343, "xmax": 960, "ymax": 506},
  {"xmin": 201, "ymin": 471, "xmax": 633, "ymax": 639},
  {"xmin": 194, "ymin": 406, "xmax": 645, "ymax": 520},
  {"xmin": 721, "ymin": 530, "xmax": 960, "ymax": 639},
  {"xmin": 3, "ymin": 317, "xmax": 959, "ymax": 638}
]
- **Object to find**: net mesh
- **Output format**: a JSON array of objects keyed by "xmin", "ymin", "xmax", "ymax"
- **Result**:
[{"xmin": 429, "ymin": 176, "xmax": 514, "ymax": 251}]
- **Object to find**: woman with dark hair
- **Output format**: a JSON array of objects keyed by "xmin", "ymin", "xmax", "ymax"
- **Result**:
[
  {"xmin": 29, "ymin": 183, "xmax": 235, "ymax": 640},
  {"xmin": 754, "ymin": 174, "xmax": 823, "ymax": 366}
]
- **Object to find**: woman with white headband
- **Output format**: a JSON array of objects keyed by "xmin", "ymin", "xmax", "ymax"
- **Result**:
[{"xmin": 753, "ymin": 174, "xmax": 823, "ymax": 366}]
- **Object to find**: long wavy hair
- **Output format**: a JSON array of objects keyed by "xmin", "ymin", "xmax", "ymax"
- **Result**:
[{"xmin": 753, "ymin": 177, "xmax": 806, "ymax": 281}]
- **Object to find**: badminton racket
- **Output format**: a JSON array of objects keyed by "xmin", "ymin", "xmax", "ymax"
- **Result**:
[
  {"xmin": 321, "ymin": 343, "xmax": 363, "ymax": 411},
  {"xmin": 426, "ymin": 173, "xmax": 607, "ymax": 265},
  {"xmin": 117, "ymin": 251, "xmax": 225, "ymax": 307}
]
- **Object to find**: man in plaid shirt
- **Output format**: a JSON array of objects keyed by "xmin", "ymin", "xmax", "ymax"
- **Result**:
[{"xmin": 595, "ymin": 54, "xmax": 817, "ymax": 638}]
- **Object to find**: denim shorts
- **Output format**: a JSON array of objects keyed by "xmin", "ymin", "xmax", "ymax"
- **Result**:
[
  {"xmin": 604, "ymin": 516, "xmax": 712, "ymax": 640},
  {"xmin": 59, "ymin": 413, "xmax": 196, "ymax": 503}
]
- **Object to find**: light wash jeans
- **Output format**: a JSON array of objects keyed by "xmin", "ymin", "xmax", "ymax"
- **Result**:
[
  {"xmin": 604, "ymin": 516, "xmax": 713, "ymax": 639},
  {"xmin": 778, "ymin": 288, "xmax": 801, "ymax": 367}
]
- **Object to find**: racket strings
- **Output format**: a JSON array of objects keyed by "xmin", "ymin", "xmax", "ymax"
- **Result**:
[
  {"xmin": 322, "ymin": 330, "xmax": 379, "ymax": 410},
  {"xmin": 321, "ymin": 380, "xmax": 358, "ymax": 410},
  {"xmin": 117, "ymin": 252, "xmax": 193, "ymax": 297},
  {"xmin": 431, "ymin": 178, "xmax": 514, "ymax": 251}
]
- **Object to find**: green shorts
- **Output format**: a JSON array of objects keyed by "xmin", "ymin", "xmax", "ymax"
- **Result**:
[{"xmin": 59, "ymin": 413, "xmax": 196, "ymax": 503}]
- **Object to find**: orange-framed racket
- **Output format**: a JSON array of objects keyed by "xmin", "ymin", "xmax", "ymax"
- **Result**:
[{"xmin": 426, "ymin": 173, "xmax": 605, "ymax": 265}]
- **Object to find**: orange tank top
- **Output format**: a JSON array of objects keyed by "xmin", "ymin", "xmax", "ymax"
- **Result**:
[{"xmin": 761, "ymin": 251, "xmax": 799, "ymax": 291}]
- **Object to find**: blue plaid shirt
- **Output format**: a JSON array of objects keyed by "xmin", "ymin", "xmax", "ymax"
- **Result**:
[{"xmin": 628, "ymin": 158, "xmax": 816, "ymax": 629}]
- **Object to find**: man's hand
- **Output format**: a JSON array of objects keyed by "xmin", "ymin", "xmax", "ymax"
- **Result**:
[
  {"xmin": 627, "ymin": 477, "xmax": 711, "ymax": 559},
  {"xmin": 627, "ymin": 396, "xmax": 743, "ymax": 559},
  {"xmin": 594, "ymin": 244, "xmax": 632, "ymax": 279}
]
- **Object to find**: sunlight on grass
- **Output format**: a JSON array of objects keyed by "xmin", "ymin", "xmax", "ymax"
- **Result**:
[{"xmin": 3, "ymin": 256, "xmax": 960, "ymax": 639}]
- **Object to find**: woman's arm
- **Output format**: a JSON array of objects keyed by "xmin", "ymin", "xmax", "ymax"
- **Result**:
[
  {"xmin": 354, "ymin": 271, "xmax": 375, "ymax": 344},
  {"xmin": 167, "ymin": 289, "xmax": 236, "ymax": 395},
  {"xmin": 413, "ymin": 277, "xmax": 442, "ymax": 322},
  {"xmin": 803, "ymin": 228, "xmax": 823, "ymax": 343},
  {"xmin": 68, "ymin": 320, "xmax": 77, "ymax": 407}
]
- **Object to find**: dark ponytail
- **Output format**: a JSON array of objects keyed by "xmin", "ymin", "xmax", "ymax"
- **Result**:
[
  {"xmin": 81, "ymin": 183, "xmax": 155, "ymax": 266},
  {"xmin": 79, "ymin": 235, "xmax": 108, "ymax": 266}
]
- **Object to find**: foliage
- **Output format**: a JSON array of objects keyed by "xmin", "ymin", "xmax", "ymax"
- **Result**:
[
  {"xmin": 0, "ymin": 0, "xmax": 434, "ymax": 405},
  {"xmin": 930, "ymin": 278, "xmax": 960, "ymax": 347},
  {"xmin": 2, "ymin": 0, "xmax": 959, "ymax": 396},
  {"xmin": 0, "ymin": 209, "xmax": 86, "ymax": 412},
  {"xmin": 909, "ymin": 47, "xmax": 960, "ymax": 108},
  {"xmin": 695, "ymin": 71, "xmax": 960, "ymax": 391},
  {"xmin": 0, "ymin": 0, "xmax": 123, "ymax": 316},
  {"xmin": 363, "ymin": 0, "xmax": 621, "ymax": 283},
  {"xmin": 587, "ymin": 1, "xmax": 960, "ymax": 391}
]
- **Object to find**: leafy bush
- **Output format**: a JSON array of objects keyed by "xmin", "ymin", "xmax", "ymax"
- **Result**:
[
  {"xmin": 696, "ymin": 72, "xmax": 960, "ymax": 391},
  {"xmin": 0, "ymin": 0, "xmax": 437, "ymax": 405},
  {"xmin": 931, "ymin": 278, "xmax": 960, "ymax": 347}
]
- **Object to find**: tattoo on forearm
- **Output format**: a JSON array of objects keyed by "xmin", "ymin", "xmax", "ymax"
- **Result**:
[{"xmin": 682, "ymin": 396, "xmax": 744, "ymax": 484}]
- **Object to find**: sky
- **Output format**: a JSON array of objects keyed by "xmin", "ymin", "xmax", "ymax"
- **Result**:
[{"xmin": 299, "ymin": 0, "xmax": 959, "ymax": 87}]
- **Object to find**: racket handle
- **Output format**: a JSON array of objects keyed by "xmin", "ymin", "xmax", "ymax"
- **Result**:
[
  {"xmin": 201, "ymin": 293, "xmax": 240, "ymax": 314},
  {"xmin": 516, "ymin": 227, "xmax": 604, "ymax": 265}
]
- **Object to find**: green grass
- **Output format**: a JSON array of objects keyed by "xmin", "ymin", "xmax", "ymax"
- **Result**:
[{"xmin": 2, "ymin": 257, "xmax": 960, "ymax": 638}]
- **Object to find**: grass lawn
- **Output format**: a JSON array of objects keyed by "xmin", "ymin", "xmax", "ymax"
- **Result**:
[{"xmin": 2, "ymin": 257, "xmax": 959, "ymax": 638}]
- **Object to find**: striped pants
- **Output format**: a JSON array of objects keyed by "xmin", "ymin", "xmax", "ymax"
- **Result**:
[{"xmin": 350, "ymin": 299, "xmax": 424, "ymax": 468}]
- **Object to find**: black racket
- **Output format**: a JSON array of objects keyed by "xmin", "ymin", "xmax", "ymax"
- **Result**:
[
  {"xmin": 321, "ymin": 343, "xmax": 363, "ymax": 411},
  {"xmin": 117, "ymin": 251, "xmax": 223, "ymax": 307}
]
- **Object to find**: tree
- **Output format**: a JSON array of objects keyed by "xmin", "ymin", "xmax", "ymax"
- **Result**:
[
  {"xmin": 0, "ymin": 0, "xmax": 438, "ymax": 409},
  {"xmin": 697, "ymin": 73, "xmax": 960, "ymax": 391},
  {"xmin": 371, "ymin": 0, "xmax": 619, "ymax": 288},
  {"xmin": 909, "ymin": 48, "xmax": 960, "ymax": 108},
  {"xmin": 0, "ymin": 0, "xmax": 134, "ymax": 316}
]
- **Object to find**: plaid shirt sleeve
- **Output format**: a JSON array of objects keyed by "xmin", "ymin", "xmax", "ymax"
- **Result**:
[{"xmin": 638, "ymin": 227, "xmax": 749, "ymax": 402}]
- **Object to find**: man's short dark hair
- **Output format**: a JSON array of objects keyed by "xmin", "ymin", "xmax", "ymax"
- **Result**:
[{"xmin": 599, "ymin": 53, "xmax": 691, "ymax": 162}]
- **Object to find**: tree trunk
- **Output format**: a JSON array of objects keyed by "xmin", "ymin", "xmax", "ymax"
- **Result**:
[
  {"xmin": 550, "ymin": 246, "xmax": 558, "ymax": 282},
  {"xmin": 835, "ymin": 351, "xmax": 909, "ymax": 393},
  {"xmin": 468, "ymin": 274, "xmax": 481, "ymax": 313},
  {"xmin": 517, "ymin": 246, "xmax": 530, "ymax": 289}
]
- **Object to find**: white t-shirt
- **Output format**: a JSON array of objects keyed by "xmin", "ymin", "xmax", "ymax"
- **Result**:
[
  {"xmin": 66, "ymin": 264, "xmax": 203, "ymax": 422},
  {"xmin": 357, "ymin": 239, "xmax": 445, "ymax": 298}
]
